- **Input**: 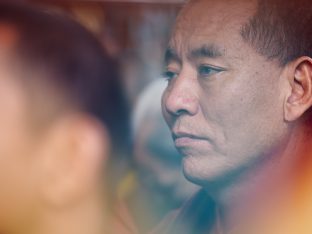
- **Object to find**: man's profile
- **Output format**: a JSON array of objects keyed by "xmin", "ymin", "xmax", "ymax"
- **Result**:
[
  {"xmin": 0, "ymin": 3, "xmax": 135, "ymax": 234},
  {"xmin": 160, "ymin": 0, "xmax": 312, "ymax": 233}
]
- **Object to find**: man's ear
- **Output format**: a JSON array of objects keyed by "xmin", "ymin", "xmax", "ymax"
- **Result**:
[
  {"xmin": 284, "ymin": 56, "xmax": 312, "ymax": 122},
  {"xmin": 38, "ymin": 113, "xmax": 110, "ymax": 208}
]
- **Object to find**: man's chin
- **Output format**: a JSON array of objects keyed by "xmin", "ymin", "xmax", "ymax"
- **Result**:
[{"xmin": 181, "ymin": 154, "xmax": 232, "ymax": 187}]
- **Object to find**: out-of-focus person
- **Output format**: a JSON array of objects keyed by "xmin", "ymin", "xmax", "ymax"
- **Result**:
[
  {"xmin": 0, "ymin": 3, "xmax": 136, "ymax": 234},
  {"xmin": 125, "ymin": 79, "xmax": 198, "ymax": 232}
]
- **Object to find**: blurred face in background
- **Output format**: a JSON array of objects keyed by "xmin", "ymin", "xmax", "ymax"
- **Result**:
[
  {"xmin": 0, "ymin": 25, "xmax": 108, "ymax": 234},
  {"xmin": 162, "ymin": 0, "xmax": 290, "ymax": 189}
]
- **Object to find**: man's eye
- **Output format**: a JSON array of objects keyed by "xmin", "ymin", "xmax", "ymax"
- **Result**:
[
  {"xmin": 162, "ymin": 70, "xmax": 178, "ymax": 81},
  {"xmin": 198, "ymin": 65, "xmax": 224, "ymax": 78}
]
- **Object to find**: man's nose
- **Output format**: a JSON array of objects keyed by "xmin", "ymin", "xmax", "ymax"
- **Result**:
[{"xmin": 163, "ymin": 75, "xmax": 199, "ymax": 117}]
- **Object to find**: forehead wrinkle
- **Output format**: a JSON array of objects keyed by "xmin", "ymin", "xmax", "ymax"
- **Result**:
[
  {"xmin": 166, "ymin": 32, "xmax": 189, "ymax": 65},
  {"xmin": 187, "ymin": 44, "xmax": 225, "ymax": 61},
  {"xmin": 168, "ymin": 1, "xmax": 258, "ymax": 70}
]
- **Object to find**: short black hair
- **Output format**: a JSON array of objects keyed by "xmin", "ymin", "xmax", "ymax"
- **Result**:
[
  {"xmin": 0, "ymin": 3, "xmax": 130, "ymax": 156},
  {"xmin": 241, "ymin": 0, "xmax": 312, "ymax": 66}
]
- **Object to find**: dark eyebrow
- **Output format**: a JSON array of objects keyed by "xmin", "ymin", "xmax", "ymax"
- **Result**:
[
  {"xmin": 164, "ymin": 47, "xmax": 181, "ymax": 64},
  {"xmin": 189, "ymin": 44, "xmax": 224, "ymax": 59}
]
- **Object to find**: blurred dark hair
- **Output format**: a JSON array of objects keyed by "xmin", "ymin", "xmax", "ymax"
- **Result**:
[
  {"xmin": 241, "ymin": 0, "xmax": 312, "ymax": 66},
  {"xmin": 0, "ymin": 3, "xmax": 130, "ymax": 158}
]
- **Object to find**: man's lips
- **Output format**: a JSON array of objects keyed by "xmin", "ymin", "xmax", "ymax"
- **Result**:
[{"xmin": 172, "ymin": 132, "xmax": 210, "ymax": 148}]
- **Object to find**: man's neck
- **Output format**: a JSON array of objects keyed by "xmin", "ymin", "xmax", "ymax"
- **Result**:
[{"xmin": 207, "ymin": 124, "xmax": 312, "ymax": 233}]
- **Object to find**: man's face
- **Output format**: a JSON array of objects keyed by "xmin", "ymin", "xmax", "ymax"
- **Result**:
[{"xmin": 162, "ymin": 0, "xmax": 290, "ymax": 187}]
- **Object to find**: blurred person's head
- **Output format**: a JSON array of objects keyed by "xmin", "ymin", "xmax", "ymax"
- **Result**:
[
  {"xmin": 0, "ymin": 3, "xmax": 130, "ymax": 234},
  {"xmin": 133, "ymin": 79, "xmax": 198, "ymax": 209}
]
